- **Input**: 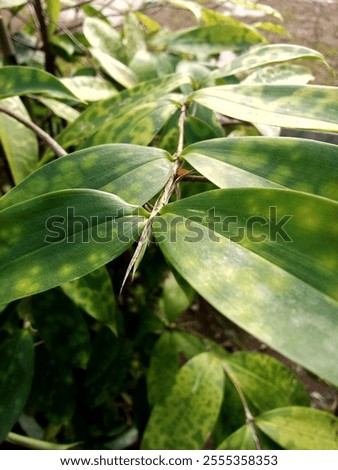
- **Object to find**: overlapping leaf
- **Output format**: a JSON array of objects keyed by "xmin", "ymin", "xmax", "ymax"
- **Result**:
[
  {"xmin": 0, "ymin": 144, "xmax": 173, "ymax": 210},
  {"xmin": 192, "ymin": 85, "xmax": 338, "ymax": 131},
  {"xmin": 0, "ymin": 66, "xmax": 77, "ymax": 100},
  {"xmin": 156, "ymin": 188, "xmax": 338, "ymax": 385},
  {"xmin": 0, "ymin": 189, "xmax": 147, "ymax": 304},
  {"xmin": 80, "ymin": 97, "xmax": 180, "ymax": 148},
  {"xmin": 182, "ymin": 137, "xmax": 338, "ymax": 200},
  {"xmin": 54, "ymin": 74, "xmax": 190, "ymax": 151}
]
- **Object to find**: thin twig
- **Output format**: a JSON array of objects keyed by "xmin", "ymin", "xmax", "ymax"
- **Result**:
[
  {"xmin": 120, "ymin": 103, "xmax": 188, "ymax": 292},
  {"xmin": 223, "ymin": 364, "xmax": 262, "ymax": 450},
  {"xmin": 33, "ymin": 0, "xmax": 56, "ymax": 74},
  {"xmin": 0, "ymin": 107, "xmax": 67, "ymax": 158}
]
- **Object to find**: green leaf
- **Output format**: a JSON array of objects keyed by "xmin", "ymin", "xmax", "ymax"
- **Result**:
[
  {"xmin": 224, "ymin": 352, "xmax": 309, "ymax": 413},
  {"xmin": 160, "ymin": 271, "xmax": 195, "ymax": 322},
  {"xmin": 0, "ymin": 144, "xmax": 173, "ymax": 210},
  {"xmin": 151, "ymin": 24, "xmax": 265, "ymax": 56},
  {"xmin": 0, "ymin": 189, "xmax": 147, "ymax": 304},
  {"xmin": 182, "ymin": 137, "xmax": 338, "ymax": 200},
  {"xmin": 60, "ymin": 76, "xmax": 117, "ymax": 102},
  {"xmin": 209, "ymin": 44, "xmax": 327, "ymax": 80},
  {"xmin": 156, "ymin": 189, "xmax": 338, "ymax": 385},
  {"xmin": 83, "ymin": 17, "xmax": 122, "ymax": 59},
  {"xmin": 0, "ymin": 330, "xmax": 34, "ymax": 443},
  {"xmin": 123, "ymin": 13, "xmax": 146, "ymax": 61},
  {"xmin": 55, "ymin": 74, "xmax": 190, "ymax": 151},
  {"xmin": 80, "ymin": 97, "xmax": 180, "ymax": 148},
  {"xmin": 192, "ymin": 84, "xmax": 338, "ymax": 131},
  {"xmin": 0, "ymin": 97, "xmax": 38, "ymax": 183},
  {"xmin": 38, "ymin": 97, "xmax": 80, "ymax": 122},
  {"xmin": 90, "ymin": 48, "xmax": 138, "ymax": 89},
  {"xmin": 0, "ymin": 66, "xmax": 78, "ymax": 100},
  {"xmin": 242, "ymin": 64, "xmax": 313, "ymax": 85},
  {"xmin": 61, "ymin": 266, "xmax": 117, "ymax": 333},
  {"xmin": 217, "ymin": 424, "xmax": 257, "ymax": 450},
  {"xmin": 142, "ymin": 352, "xmax": 225, "ymax": 449},
  {"xmin": 32, "ymin": 290, "xmax": 91, "ymax": 368},
  {"xmin": 256, "ymin": 407, "xmax": 338, "ymax": 450},
  {"xmin": 217, "ymin": 424, "xmax": 277, "ymax": 450},
  {"xmin": 147, "ymin": 331, "xmax": 205, "ymax": 406},
  {"xmin": 253, "ymin": 22, "xmax": 289, "ymax": 37},
  {"xmin": 135, "ymin": 12, "xmax": 161, "ymax": 33},
  {"xmin": 46, "ymin": 0, "xmax": 60, "ymax": 37}
]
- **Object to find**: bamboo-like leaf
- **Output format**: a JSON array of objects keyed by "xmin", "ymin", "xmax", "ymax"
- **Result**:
[
  {"xmin": 90, "ymin": 48, "xmax": 138, "ymax": 89},
  {"xmin": 209, "ymin": 44, "xmax": 327, "ymax": 80},
  {"xmin": 147, "ymin": 331, "xmax": 205, "ymax": 406},
  {"xmin": 0, "ymin": 330, "xmax": 34, "ymax": 443},
  {"xmin": 55, "ymin": 74, "xmax": 190, "ymax": 151},
  {"xmin": 242, "ymin": 64, "xmax": 314, "ymax": 85},
  {"xmin": 156, "ymin": 189, "xmax": 338, "ymax": 385},
  {"xmin": 142, "ymin": 352, "xmax": 225, "ymax": 449},
  {"xmin": 217, "ymin": 425, "xmax": 257, "ymax": 450},
  {"xmin": 38, "ymin": 97, "xmax": 80, "ymax": 122},
  {"xmin": 123, "ymin": 13, "xmax": 146, "ymax": 60},
  {"xmin": 0, "ymin": 97, "xmax": 38, "ymax": 183},
  {"xmin": 192, "ymin": 84, "xmax": 338, "ymax": 131},
  {"xmin": 46, "ymin": 0, "xmax": 60, "ymax": 37},
  {"xmin": 256, "ymin": 407, "xmax": 338, "ymax": 450},
  {"xmin": 151, "ymin": 24, "xmax": 265, "ymax": 56},
  {"xmin": 224, "ymin": 352, "xmax": 309, "ymax": 412},
  {"xmin": 83, "ymin": 17, "xmax": 123, "ymax": 59},
  {"xmin": 0, "ymin": 144, "xmax": 173, "ymax": 210},
  {"xmin": 0, "ymin": 66, "xmax": 78, "ymax": 100},
  {"xmin": 80, "ymin": 98, "xmax": 180, "ymax": 148},
  {"xmin": 0, "ymin": 189, "xmax": 147, "ymax": 304},
  {"xmin": 60, "ymin": 76, "xmax": 117, "ymax": 102},
  {"xmin": 160, "ymin": 271, "xmax": 195, "ymax": 322},
  {"xmin": 182, "ymin": 137, "xmax": 338, "ymax": 200},
  {"xmin": 61, "ymin": 266, "xmax": 117, "ymax": 333}
]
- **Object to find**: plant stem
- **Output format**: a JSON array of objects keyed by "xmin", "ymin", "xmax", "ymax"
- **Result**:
[
  {"xmin": 33, "ymin": 0, "xmax": 56, "ymax": 74},
  {"xmin": 6, "ymin": 432, "xmax": 80, "ymax": 450},
  {"xmin": 223, "ymin": 364, "xmax": 262, "ymax": 450},
  {"xmin": 120, "ymin": 103, "xmax": 188, "ymax": 292},
  {"xmin": 0, "ymin": 107, "xmax": 67, "ymax": 158}
]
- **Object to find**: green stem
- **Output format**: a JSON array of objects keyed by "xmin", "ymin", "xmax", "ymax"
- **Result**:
[
  {"xmin": 222, "ymin": 364, "xmax": 262, "ymax": 450},
  {"xmin": 6, "ymin": 432, "xmax": 80, "ymax": 450},
  {"xmin": 120, "ymin": 102, "xmax": 188, "ymax": 292},
  {"xmin": 0, "ymin": 107, "xmax": 67, "ymax": 158}
]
